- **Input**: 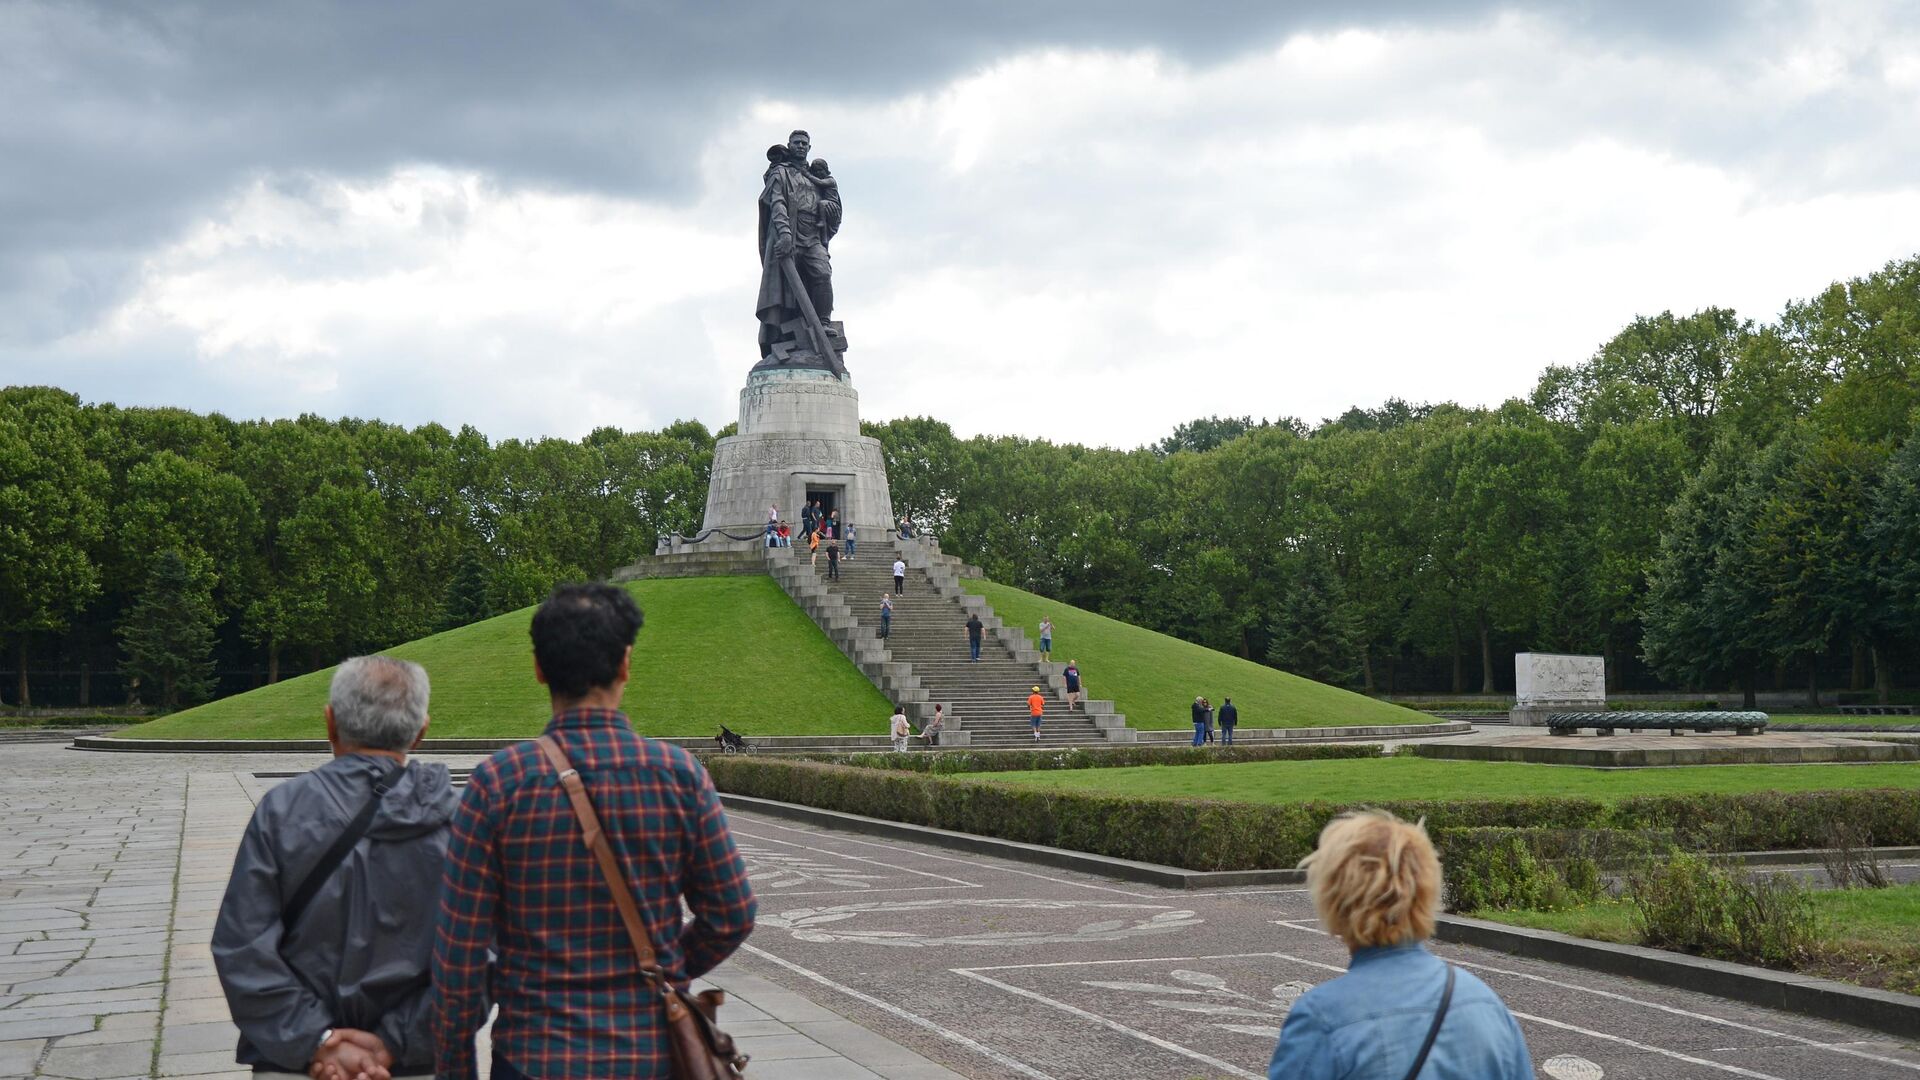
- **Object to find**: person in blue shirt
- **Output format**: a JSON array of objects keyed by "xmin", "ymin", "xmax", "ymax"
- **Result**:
[{"xmin": 1268, "ymin": 812, "xmax": 1533, "ymax": 1080}]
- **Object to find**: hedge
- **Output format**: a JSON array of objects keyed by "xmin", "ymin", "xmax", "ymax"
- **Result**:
[
  {"xmin": 705, "ymin": 757, "xmax": 1920, "ymax": 872},
  {"xmin": 779, "ymin": 743, "xmax": 1382, "ymax": 775},
  {"xmin": 1434, "ymin": 827, "xmax": 1676, "ymax": 912}
]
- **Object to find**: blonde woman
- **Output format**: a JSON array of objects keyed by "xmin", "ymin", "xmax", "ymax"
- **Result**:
[{"xmin": 1267, "ymin": 812, "xmax": 1531, "ymax": 1080}]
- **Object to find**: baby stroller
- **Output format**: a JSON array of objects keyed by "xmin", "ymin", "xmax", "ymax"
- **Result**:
[{"xmin": 715, "ymin": 726, "xmax": 748, "ymax": 754}]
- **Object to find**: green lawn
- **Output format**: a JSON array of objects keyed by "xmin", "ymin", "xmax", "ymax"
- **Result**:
[
  {"xmin": 1767, "ymin": 713, "xmax": 1920, "ymax": 727},
  {"xmin": 117, "ymin": 577, "xmax": 892, "ymax": 740},
  {"xmin": 965, "ymin": 756, "xmax": 1920, "ymax": 804},
  {"xmin": 1483, "ymin": 885, "xmax": 1920, "ymax": 994},
  {"xmin": 961, "ymin": 579, "xmax": 1434, "ymax": 730}
]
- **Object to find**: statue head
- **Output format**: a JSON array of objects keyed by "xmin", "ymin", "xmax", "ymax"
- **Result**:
[{"xmin": 787, "ymin": 129, "xmax": 811, "ymax": 161}]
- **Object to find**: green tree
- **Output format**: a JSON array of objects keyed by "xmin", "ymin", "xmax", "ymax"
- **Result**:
[
  {"xmin": 1533, "ymin": 307, "xmax": 1750, "ymax": 451},
  {"xmin": 118, "ymin": 550, "xmax": 218, "ymax": 709},
  {"xmin": 1432, "ymin": 404, "xmax": 1572, "ymax": 691},
  {"xmin": 1870, "ymin": 423, "xmax": 1920, "ymax": 659},
  {"xmin": 232, "ymin": 417, "xmax": 362, "ymax": 681},
  {"xmin": 1785, "ymin": 255, "xmax": 1920, "ymax": 447},
  {"xmin": 1566, "ymin": 421, "xmax": 1691, "ymax": 687},
  {"xmin": 1265, "ymin": 551, "xmax": 1363, "ymax": 686},
  {"xmin": 0, "ymin": 388, "xmax": 109, "ymax": 705},
  {"xmin": 1641, "ymin": 437, "xmax": 1771, "ymax": 706},
  {"xmin": 864, "ymin": 416, "xmax": 963, "ymax": 533}
]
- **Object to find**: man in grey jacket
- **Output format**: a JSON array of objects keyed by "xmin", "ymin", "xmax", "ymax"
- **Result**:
[{"xmin": 213, "ymin": 656, "xmax": 457, "ymax": 1078}]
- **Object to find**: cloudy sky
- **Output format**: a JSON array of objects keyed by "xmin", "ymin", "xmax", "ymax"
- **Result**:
[{"xmin": 4, "ymin": 2, "xmax": 1917, "ymax": 447}]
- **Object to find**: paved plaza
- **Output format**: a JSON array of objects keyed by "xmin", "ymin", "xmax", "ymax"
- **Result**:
[{"xmin": 3, "ymin": 742, "xmax": 1918, "ymax": 1079}]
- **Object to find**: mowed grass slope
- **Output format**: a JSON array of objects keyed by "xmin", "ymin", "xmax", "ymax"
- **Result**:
[
  {"xmin": 962, "ymin": 579, "xmax": 1434, "ymax": 730},
  {"xmin": 968, "ymin": 757, "xmax": 1920, "ymax": 804},
  {"xmin": 118, "ymin": 577, "xmax": 892, "ymax": 740}
]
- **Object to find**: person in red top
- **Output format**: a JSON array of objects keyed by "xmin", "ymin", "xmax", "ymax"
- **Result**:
[
  {"xmin": 431, "ymin": 584, "xmax": 756, "ymax": 1080},
  {"xmin": 1027, "ymin": 686, "xmax": 1047, "ymax": 741}
]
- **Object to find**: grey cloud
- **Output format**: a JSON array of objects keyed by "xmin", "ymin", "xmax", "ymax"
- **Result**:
[{"xmin": 0, "ymin": 0, "xmax": 1861, "ymax": 384}]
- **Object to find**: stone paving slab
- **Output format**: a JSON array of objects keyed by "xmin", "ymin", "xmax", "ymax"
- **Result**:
[{"xmin": 0, "ymin": 743, "xmax": 968, "ymax": 1080}]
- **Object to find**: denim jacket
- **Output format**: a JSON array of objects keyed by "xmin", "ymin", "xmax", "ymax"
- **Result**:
[{"xmin": 1267, "ymin": 942, "xmax": 1531, "ymax": 1080}]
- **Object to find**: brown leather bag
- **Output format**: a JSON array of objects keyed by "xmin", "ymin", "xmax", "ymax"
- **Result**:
[{"xmin": 536, "ymin": 736, "xmax": 750, "ymax": 1079}]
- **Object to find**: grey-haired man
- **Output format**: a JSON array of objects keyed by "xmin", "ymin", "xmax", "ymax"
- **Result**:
[{"xmin": 212, "ymin": 657, "xmax": 457, "ymax": 1080}]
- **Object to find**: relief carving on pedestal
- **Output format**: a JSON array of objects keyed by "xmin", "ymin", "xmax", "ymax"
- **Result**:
[{"xmin": 711, "ymin": 437, "xmax": 884, "ymax": 475}]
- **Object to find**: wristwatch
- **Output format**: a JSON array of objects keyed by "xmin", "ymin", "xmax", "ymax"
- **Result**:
[{"xmin": 314, "ymin": 1028, "xmax": 335, "ymax": 1062}]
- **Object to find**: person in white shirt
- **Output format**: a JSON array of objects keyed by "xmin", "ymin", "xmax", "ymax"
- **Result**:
[
  {"xmin": 892, "ymin": 558, "xmax": 907, "ymax": 594},
  {"xmin": 889, "ymin": 705, "xmax": 911, "ymax": 752}
]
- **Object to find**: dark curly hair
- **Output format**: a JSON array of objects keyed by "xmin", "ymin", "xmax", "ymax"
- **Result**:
[{"xmin": 530, "ymin": 583, "xmax": 644, "ymax": 699}]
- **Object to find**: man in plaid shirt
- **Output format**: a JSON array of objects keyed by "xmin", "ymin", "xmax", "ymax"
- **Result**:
[{"xmin": 432, "ymin": 583, "xmax": 757, "ymax": 1079}]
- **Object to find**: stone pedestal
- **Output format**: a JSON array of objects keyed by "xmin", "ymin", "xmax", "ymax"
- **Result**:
[
  {"xmin": 1508, "ymin": 651, "xmax": 1606, "ymax": 727},
  {"xmin": 698, "ymin": 367, "xmax": 894, "ymax": 538}
]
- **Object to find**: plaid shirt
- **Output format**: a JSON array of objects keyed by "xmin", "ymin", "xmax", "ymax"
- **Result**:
[{"xmin": 431, "ymin": 709, "xmax": 756, "ymax": 1079}]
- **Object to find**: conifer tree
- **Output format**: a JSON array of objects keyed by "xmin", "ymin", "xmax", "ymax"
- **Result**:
[{"xmin": 119, "ymin": 550, "xmax": 218, "ymax": 709}]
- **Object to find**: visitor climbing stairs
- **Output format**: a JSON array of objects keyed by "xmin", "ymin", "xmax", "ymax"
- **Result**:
[{"xmin": 765, "ymin": 535, "xmax": 1132, "ymax": 748}]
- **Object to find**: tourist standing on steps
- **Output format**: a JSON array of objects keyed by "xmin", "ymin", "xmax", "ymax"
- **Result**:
[
  {"xmin": 879, "ymin": 593, "xmax": 892, "ymax": 638},
  {"xmin": 922, "ymin": 704, "xmax": 944, "ymax": 747},
  {"xmin": 766, "ymin": 503, "xmax": 778, "ymax": 545},
  {"xmin": 801, "ymin": 501, "xmax": 816, "ymax": 539},
  {"xmin": 1191, "ymin": 695, "xmax": 1208, "ymax": 746},
  {"xmin": 432, "ymin": 583, "xmax": 756, "ymax": 1080},
  {"xmin": 1038, "ymin": 616, "xmax": 1054, "ymax": 662},
  {"xmin": 1027, "ymin": 686, "xmax": 1046, "ymax": 739},
  {"xmin": 965, "ymin": 613, "xmax": 984, "ymax": 662},
  {"xmin": 1202, "ymin": 696, "xmax": 1216, "ymax": 743},
  {"xmin": 808, "ymin": 527, "xmax": 820, "ymax": 568},
  {"xmin": 845, "ymin": 522, "xmax": 856, "ymax": 561},
  {"xmin": 892, "ymin": 557, "xmax": 907, "ymax": 595},
  {"xmin": 1218, "ymin": 697, "xmax": 1238, "ymax": 745},
  {"xmin": 826, "ymin": 535, "xmax": 841, "ymax": 581},
  {"xmin": 890, "ymin": 704, "xmax": 911, "ymax": 752},
  {"xmin": 213, "ymin": 656, "xmax": 454, "ymax": 1080},
  {"xmin": 1266, "ymin": 811, "xmax": 1532, "ymax": 1079},
  {"xmin": 1063, "ymin": 661, "xmax": 1082, "ymax": 710}
]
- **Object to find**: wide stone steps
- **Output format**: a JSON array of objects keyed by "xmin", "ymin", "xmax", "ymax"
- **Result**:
[{"xmin": 766, "ymin": 537, "xmax": 1130, "ymax": 746}]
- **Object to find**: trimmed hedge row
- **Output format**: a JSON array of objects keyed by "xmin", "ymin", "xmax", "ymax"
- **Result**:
[
  {"xmin": 705, "ymin": 756, "xmax": 1920, "ymax": 872},
  {"xmin": 781, "ymin": 743, "xmax": 1382, "ymax": 775}
]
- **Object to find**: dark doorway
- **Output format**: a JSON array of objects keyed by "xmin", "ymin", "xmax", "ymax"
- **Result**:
[{"xmin": 806, "ymin": 487, "xmax": 840, "ymax": 529}]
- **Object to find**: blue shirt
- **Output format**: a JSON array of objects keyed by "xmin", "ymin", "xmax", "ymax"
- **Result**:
[{"xmin": 1267, "ymin": 942, "xmax": 1531, "ymax": 1080}]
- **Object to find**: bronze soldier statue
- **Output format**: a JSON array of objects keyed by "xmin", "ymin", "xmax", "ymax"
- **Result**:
[{"xmin": 756, "ymin": 129, "xmax": 846, "ymax": 373}]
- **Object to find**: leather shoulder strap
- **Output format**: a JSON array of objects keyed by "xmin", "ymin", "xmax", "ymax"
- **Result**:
[
  {"xmin": 535, "ymin": 735, "xmax": 664, "ymax": 980},
  {"xmin": 1401, "ymin": 964, "xmax": 1455, "ymax": 1080},
  {"xmin": 283, "ymin": 759, "xmax": 405, "ymax": 929}
]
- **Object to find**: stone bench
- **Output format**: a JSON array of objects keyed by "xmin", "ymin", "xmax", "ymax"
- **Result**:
[{"xmin": 1548, "ymin": 711, "xmax": 1768, "ymax": 737}]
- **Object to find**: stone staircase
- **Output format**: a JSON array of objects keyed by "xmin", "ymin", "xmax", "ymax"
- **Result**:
[{"xmin": 764, "ymin": 535, "xmax": 1131, "ymax": 748}]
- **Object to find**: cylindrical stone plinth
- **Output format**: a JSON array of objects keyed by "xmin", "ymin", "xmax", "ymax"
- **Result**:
[{"xmin": 700, "ymin": 368, "xmax": 895, "ymax": 535}]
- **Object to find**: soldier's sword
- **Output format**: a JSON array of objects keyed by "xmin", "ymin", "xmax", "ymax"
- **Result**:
[{"xmin": 780, "ymin": 254, "xmax": 847, "ymax": 378}]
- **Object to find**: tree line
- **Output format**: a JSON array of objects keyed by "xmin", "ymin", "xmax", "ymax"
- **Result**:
[
  {"xmin": 879, "ymin": 255, "xmax": 1920, "ymax": 705},
  {"xmin": 3, "ymin": 254, "xmax": 1915, "ymax": 709},
  {"xmin": 0, "ymin": 401, "xmax": 713, "ymax": 706}
]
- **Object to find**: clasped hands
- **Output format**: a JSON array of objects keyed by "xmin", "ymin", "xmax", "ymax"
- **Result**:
[{"xmin": 309, "ymin": 1028, "xmax": 393, "ymax": 1080}]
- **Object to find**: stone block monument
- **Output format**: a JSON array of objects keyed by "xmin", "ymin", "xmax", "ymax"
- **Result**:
[
  {"xmin": 1509, "ymin": 652, "xmax": 1605, "ymax": 727},
  {"xmin": 669, "ymin": 128, "xmax": 894, "ymax": 552}
]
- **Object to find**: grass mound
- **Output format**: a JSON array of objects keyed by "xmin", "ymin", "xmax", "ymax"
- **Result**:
[
  {"xmin": 966, "ymin": 757, "xmax": 1920, "ymax": 804},
  {"xmin": 962, "ymin": 579, "xmax": 1433, "ymax": 730},
  {"xmin": 117, "ymin": 577, "xmax": 892, "ymax": 740}
]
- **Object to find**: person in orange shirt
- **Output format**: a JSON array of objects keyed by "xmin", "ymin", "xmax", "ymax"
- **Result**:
[{"xmin": 1026, "ymin": 686, "xmax": 1046, "ymax": 740}]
